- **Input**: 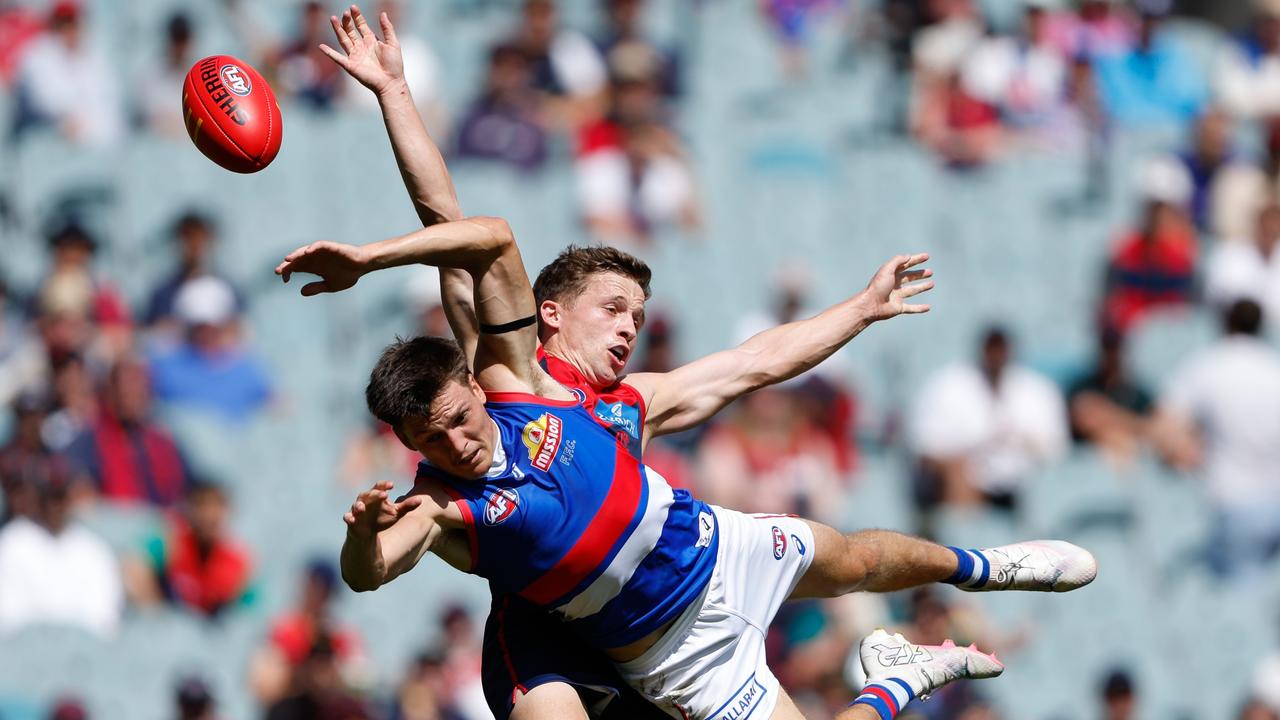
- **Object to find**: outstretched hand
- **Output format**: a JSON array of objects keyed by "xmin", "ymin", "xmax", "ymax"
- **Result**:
[
  {"xmin": 860, "ymin": 253, "xmax": 934, "ymax": 322},
  {"xmin": 275, "ymin": 241, "xmax": 368, "ymax": 296},
  {"xmin": 344, "ymin": 481, "xmax": 424, "ymax": 539},
  {"xmin": 319, "ymin": 4, "xmax": 404, "ymax": 95}
]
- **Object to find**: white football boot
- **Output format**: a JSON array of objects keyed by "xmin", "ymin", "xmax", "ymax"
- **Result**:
[
  {"xmin": 859, "ymin": 629, "xmax": 1004, "ymax": 701},
  {"xmin": 955, "ymin": 540, "xmax": 1098, "ymax": 593}
]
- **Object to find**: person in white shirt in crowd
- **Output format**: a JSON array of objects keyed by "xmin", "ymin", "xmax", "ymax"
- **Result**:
[
  {"xmin": 1211, "ymin": 118, "xmax": 1280, "ymax": 244},
  {"xmin": 1205, "ymin": 202, "xmax": 1280, "ymax": 324},
  {"xmin": 136, "ymin": 12, "xmax": 196, "ymax": 138},
  {"xmin": 1153, "ymin": 299, "xmax": 1280, "ymax": 581},
  {"xmin": 1215, "ymin": 0, "xmax": 1280, "ymax": 121},
  {"xmin": 341, "ymin": 0, "xmax": 448, "ymax": 137},
  {"xmin": 909, "ymin": 327, "xmax": 1069, "ymax": 513},
  {"xmin": 0, "ymin": 472, "xmax": 123, "ymax": 637},
  {"xmin": 14, "ymin": 0, "xmax": 124, "ymax": 148},
  {"xmin": 505, "ymin": 0, "xmax": 608, "ymax": 130}
]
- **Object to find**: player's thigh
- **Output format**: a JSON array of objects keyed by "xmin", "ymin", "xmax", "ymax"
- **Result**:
[
  {"xmin": 789, "ymin": 519, "xmax": 864, "ymax": 600},
  {"xmin": 768, "ymin": 687, "xmax": 810, "ymax": 720},
  {"xmin": 511, "ymin": 682, "xmax": 591, "ymax": 720}
]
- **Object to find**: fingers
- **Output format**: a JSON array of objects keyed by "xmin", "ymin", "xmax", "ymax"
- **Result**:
[
  {"xmin": 898, "ymin": 280, "xmax": 935, "ymax": 299},
  {"xmin": 897, "ymin": 269, "xmax": 932, "ymax": 283},
  {"xmin": 340, "ymin": 11, "xmax": 361, "ymax": 48},
  {"xmin": 396, "ymin": 495, "xmax": 425, "ymax": 514},
  {"xmin": 318, "ymin": 43, "xmax": 349, "ymax": 67},
  {"xmin": 330, "ymin": 15, "xmax": 354, "ymax": 53},
  {"xmin": 380, "ymin": 11, "xmax": 398, "ymax": 46},
  {"xmin": 901, "ymin": 303, "xmax": 931, "ymax": 314},
  {"xmin": 900, "ymin": 252, "xmax": 930, "ymax": 269},
  {"xmin": 301, "ymin": 281, "xmax": 330, "ymax": 297},
  {"xmin": 351, "ymin": 5, "xmax": 375, "ymax": 41}
]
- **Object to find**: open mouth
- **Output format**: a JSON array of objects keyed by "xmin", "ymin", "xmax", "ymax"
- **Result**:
[{"xmin": 608, "ymin": 346, "xmax": 628, "ymax": 364}]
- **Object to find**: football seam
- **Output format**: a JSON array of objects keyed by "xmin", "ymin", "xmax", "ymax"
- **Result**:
[
  {"xmin": 188, "ymin": 68, "xmax": 256, "ymax": 167},
  {"xmin": 257, "ymin": 87, "xmax": 275, "ymax": 165}
]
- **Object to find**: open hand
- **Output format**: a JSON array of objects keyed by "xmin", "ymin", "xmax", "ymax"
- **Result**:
[
  {"xmin": 319, "ymin": 4, "xmax": 404, "ymax": 96},
  {"xmin": 860, "ymin": 253, "xmax": 934, "ymax": 322},
  {"xmin": 275, "ymin": 241, "xmax": 368, "ymax": 296},
  {"xmin": 344, "ymin": 481, "xmax": 424, "ymax": 538}
]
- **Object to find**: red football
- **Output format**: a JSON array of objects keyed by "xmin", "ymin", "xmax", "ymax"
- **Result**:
[{"xmin": 182, "ymin": 55, "xmax": 282, "ymax": 173}]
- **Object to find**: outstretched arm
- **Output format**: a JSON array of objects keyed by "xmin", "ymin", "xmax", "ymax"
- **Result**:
[
  {"xmin": 276, "ymin": 218, "xmax": 568, "ymax": 398},
  {"xmin": 321, "ymin": 5, "xmax": 478, "ymax": 361},
  {"xmin": 628, "ymin": 254, "xmax": 934, "ymax": 444}
]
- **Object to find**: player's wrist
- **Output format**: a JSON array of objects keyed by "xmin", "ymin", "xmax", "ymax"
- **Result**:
[{"xmin": 375, "ymin": 77, "xmax": 411, "ymax": 102}]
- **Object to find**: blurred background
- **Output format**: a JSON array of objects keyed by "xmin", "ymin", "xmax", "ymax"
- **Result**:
[{"xmin": 2, "ymin": 0, "xmax": 1280, "ymax": 718}]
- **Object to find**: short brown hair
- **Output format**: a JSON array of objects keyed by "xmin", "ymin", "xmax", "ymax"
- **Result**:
[
  {"xmin": 533, "ymin": 245, "xmax": 653, "ymax": 308},
  {"xmin": 366, "ymin": 336, "xmax": 470, "ymax": 428}
]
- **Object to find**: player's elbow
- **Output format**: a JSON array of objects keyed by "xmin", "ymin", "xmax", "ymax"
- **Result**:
[
  {"xmin": 340, "ymin": 565, "xmax": 383, "ymax": 593},
  {"xmin": 469, "ymin": 216, "xmax": 516, "ymax": 253}
]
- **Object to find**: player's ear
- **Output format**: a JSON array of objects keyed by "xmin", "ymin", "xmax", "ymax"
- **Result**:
[
  {"xmin": 539, "ymin": 299, "xmax": 562, "ymax": 330},
  {"xmin": 466, "ymin": 374, "xmax": 485, "ymax": 401}
]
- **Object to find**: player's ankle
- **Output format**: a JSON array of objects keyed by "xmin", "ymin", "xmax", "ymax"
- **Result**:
[{"xmin": 849, "ymin": 679, "xmax": 916, "ymax": 719}]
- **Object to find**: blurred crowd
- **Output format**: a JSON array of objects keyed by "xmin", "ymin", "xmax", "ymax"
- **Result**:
[{"xmin": 2, "ymin": 0, "xmax": 1280, "ymax": 718}]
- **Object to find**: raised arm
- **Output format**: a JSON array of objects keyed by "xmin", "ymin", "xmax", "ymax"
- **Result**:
[
  {"xmin": 321, "ymin": 5, "xmax": 479, "ymax": 361},
  {"xmin": 276, "ymin": 217, "xmax": 569, "ymax": 398},
  {"xmin": 628, "ymin": 254, "xmax": 934, "ymax": 444}
]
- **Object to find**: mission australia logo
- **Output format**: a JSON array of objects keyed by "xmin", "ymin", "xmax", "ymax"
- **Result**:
[{"xmin": 521, "ymin": 413, "xmax": 564, "ymax": 471}]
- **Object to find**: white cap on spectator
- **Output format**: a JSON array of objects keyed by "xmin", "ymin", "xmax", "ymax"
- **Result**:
[
  {"xmin": 174, "ymin": 275, "xmax": 236, "ymax": 326},
  {"xmin": 1137, "ymin": 156, "xmax": 1193, "ymax": 207}
]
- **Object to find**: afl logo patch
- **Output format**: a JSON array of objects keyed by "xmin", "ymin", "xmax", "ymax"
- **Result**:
[
  {"xmin": 220, "ymin": 64, "xmax": 252, "ymax": 96},
  {"xmin": 483, "ymin": 488, "xmax": 519, "ymax": 526},
  {"xmin": 772, "ymin": 526, "xmax": 787, "ymax": 560},
  {"xmin": 570, "ymin": 387, "xmax": 587, "ymax": 404}
]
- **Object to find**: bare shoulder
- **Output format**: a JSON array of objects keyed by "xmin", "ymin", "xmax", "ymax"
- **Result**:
[
  {"xmin": 396, "ymin": 477, "xmax": 466, "ymax": 527},
  {"xmin": 619, "ymin": 371, "xmax": 662, "ymax": 401}
]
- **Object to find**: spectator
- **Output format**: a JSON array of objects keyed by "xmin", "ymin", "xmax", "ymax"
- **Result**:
[
  {"xmin": 391, "ymin": 650, "xmax": 465, "ymax": 720},
  {"xmin": 342, "ymin": 1, "xmax": 447, "ymax": 136},
  {"xmin": 0, "ymin": 393, "xmax": 77, "ymax": 524},
  {"xmin": 174, "ymin": 677, "xmax": 217, "ymax": 720},
  {"xmin": 1215, "ymin": 0, "xmax": 1280, "ymax": 120},
  {"xmin": 1153, "ymin": 300, "xmax": 1280, "ymax": 580},
  {"xmin": 144, "ymin": 212, "xmax": 244, "ymax": 330},
  {"xmin": 435, "ymin": 604, "xmax": 489, "ymax": 720},
  {"xmin": 271, "ymin": 1, "xmax": 347, "ymax": 110},
  {"xmin": 908, "ymin": 327, "xmax": 1069, "ymax": 512},
  {"xmin": 251, "ymin": 560, "xmax": 366, "ymax": 705},
  {"xmin": 47, "ymin": 698, "xmax": 88, "ymax": 720},
  {"xmin": 34, "ymin": 223, "xmax": 132, "ymax": 364},
  {"xmin": 1175, "ymin": 108, "xmax": 1247, "ymax": 233},
  {"xmin": 1044, "ymin": 0, "xmax": 1135, "ymax": 62},
  {"xmin": 596, "ymin": 0, "xmax": 679, "ymax": 97},
  {"xmin": 760, "ymin": 0, "xmax": 842, "ymax": 80},
  {"xmin": 13, "ymin": 0, "xmax": 124, "ymax": 146},
  {"xmin": 129, "ymin": 481, "xmax": 255, "ymax": 618},
  {"xmin": 137, "ymin": 13, "xmax": 196, "ymax": 137},
  {"xmin": 148, "ymin": 276, "xmax": 273, "ymax": 425},
  {"xmin": 1092, "ymin": 0, "xmax": 1208, "ymax": 127},
  {"xmin": 454, "ymin": 44, "xmax": 548, "ymax": 171},
  {"xmin": 1066, "ymin": 328, "xmax": 1153, "ymax": 464},
  {"xmin": 0, "ymin": 278, "xmax": 47, "ymax": 410},
  {"xmin": 1240, "ymin": 699, "xmax": 1280, "ymax": 720},
  {"xmin": 695, "ymin": 386, "xmax": 845, "ymax": 523},
  {"xmin": 1205, "ymin": 202, "xmax": 1280, "ymax": 323},
  {"xmin": 41, "ymin": 351, "xmax": 97, "ymax": 452},
  {"xmin": 0, "ymin": 472, "xmax": 123, "ymax": 637},
  {"xmin": 1101, "ymin": 158, "xmax": 1197, "ymax": 333},
  {"xmin": 960, "ymin": 0, "xmax": 1081, "ymax": 148},
  {"xmin": 1101, "ymin": 668, "xmax": 1137, "ymax": 720},
  {"xmin": 576, "ymin": 74, "xmax": 699, "ymax": 243},
  {"xmin": 64, "ymin": 357, "xmax": 190, "ymax": 508},
  {"xmin": 0, "ymin": 0, "xmax": 42, "ymax": 88},
  {"xmin": 1210, "ymin": 117, "xmax": 1280, "ymax": 244},
  {"xmin": 264, "ymin": 635, "xmax": 372, "ymax": 720},
  {"xmin": 503, "ymin": 0, "xmax": 608, "ymax": 130}
]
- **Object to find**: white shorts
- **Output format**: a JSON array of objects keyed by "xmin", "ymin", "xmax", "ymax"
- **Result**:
[{"xmin": 616, "ymin": 506, "xmax": 816, "ymax": 720}]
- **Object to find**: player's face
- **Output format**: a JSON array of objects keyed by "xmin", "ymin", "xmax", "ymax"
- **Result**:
[
  {"xmin": 400, "ymin": 377, "xmax": 495, "ymax": 478},
  {"xmin": 546, "ymin": 272, "xmax": 646, "ymax": 387}
]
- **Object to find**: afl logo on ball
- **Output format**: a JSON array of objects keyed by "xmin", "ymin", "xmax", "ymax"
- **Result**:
[
  {"xmin": 484, "ymin": 488, "xmax": 520, "ymax": 526},
  {"xmin": 220, "ymin": 65, "xmax": 252, "ymax": 96},
  {"xmin": 772, "ymin": 526, "xmax": 787, "ymax": 560}
]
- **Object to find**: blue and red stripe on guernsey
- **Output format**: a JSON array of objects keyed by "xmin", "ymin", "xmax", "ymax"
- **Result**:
[
  {"xmin": 417, "ymin": 393, "xmax": 716, "ymax": 649},
  {"xmin": 537, "ymin": 348, "xmax": 646, "ymax": 460}
]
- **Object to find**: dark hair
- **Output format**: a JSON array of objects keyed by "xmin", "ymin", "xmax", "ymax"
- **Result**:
[
  {"xmin": 532, "ymin": 245, "xmax": 652, "ymax": 310},
  {"xmin": 172, "ymin": 210, "xmax": 213, "ymax": 238},
  {"xmin": 366, "ymin": 336, "xmax": 470, "ymax": 428},
  {"xmin": 1225, "ymin": 299, "xmax": 1263, "ymax": 337}
]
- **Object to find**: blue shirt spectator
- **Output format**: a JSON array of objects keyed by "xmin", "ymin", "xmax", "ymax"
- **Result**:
[{"xmin": 1094, "ymin": 11, "xmax": 1208, "ymax": 126}]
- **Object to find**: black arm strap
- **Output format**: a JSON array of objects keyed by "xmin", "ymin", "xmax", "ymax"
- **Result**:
[{"xmin": 479, "ymin": 314, "xmax": 537, "ymax": 334}]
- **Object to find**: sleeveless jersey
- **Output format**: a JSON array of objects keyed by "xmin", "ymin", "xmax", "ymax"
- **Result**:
[
  {"xmin": 538, "ymin": 349, "xmax": 646, "ymax": 459},
  {"xmin": 420, "ymin": 392, "xmax": 717, "ymax": 649}
]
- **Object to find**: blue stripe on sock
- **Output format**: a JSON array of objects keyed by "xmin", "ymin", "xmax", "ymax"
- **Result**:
[
  {"xmin": 851, "ymin": 695, "xmax": 893, "ymax": 720},
  {"xmin": 972, "ymin": 548, "xmax": 990, "ymax": 588},
  {"xmin": 888, "ymin": 677, "xmax": 916, "ymax": 702},
  {"xmin": 945, "ymin": 546, "xmax": 974, "ymax": 585}
]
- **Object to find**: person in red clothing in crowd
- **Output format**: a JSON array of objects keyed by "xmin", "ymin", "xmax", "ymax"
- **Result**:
[
  {"xmin": 127, "ymin": 480, "xmax": 255, "ymax": 618},
  {"xmin": 1102, "ymin": 157, "xmax": 1198, "ymax": 334},
  {"xmin": 0, "ymin": 0, "xmax": 43, "ymax": 87},
  {"xmin": 65, "ymin": 357, "xmax": 189, "ymax": 508},
  {"xmin": 251, "ymin": 559, "xmax": 365, "ymax": 705},
  {"xmin": 33, "ymin": 222, "xmax": 132, "ymax": 364}
]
